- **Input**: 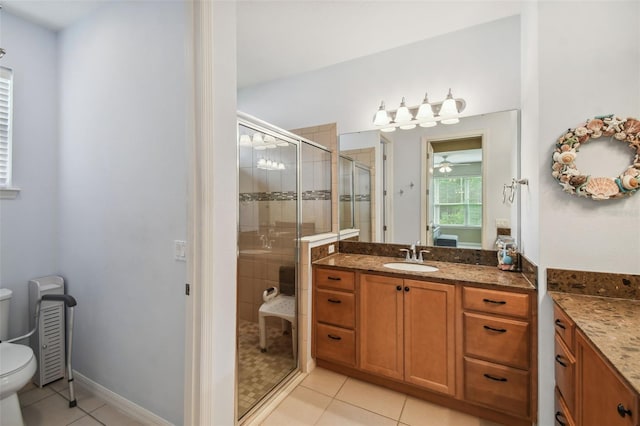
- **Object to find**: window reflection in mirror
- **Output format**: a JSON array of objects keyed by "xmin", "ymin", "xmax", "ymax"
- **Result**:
[{"xmin": 430, "ymin": 144, "xmax": 483, "ymax": 249}]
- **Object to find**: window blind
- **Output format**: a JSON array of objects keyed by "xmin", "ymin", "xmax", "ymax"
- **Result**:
[{"xmin": 0, "ymin": 67, "xmax": 13, "ymax": 187}]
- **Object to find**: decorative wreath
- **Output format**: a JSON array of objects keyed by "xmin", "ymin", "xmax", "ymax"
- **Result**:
[{"xmin": 552, "ymin": 115, "xmax": 640, "ymax": 200}]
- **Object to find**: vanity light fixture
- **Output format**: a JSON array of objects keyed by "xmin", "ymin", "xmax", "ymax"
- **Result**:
[
  {"xmin": 373, "ymin": 89, "xmax": 466, "ymax": 131},
  {"xmin": 257, "ymin": 158, "xmax": 286, "ymax": 171},
  {"xmin": 239, "ymin": 132, "xmax": 288, "ymax": 150}
]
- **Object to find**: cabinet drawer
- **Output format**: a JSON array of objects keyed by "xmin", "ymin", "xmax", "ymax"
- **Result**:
[
  {"xmin": 464, "ymin": 312, "xmax": 530, "ymax": 370},
  {"xmin": 554, "ymin": 334, "xmax": 575, "ymax": 416},
  {"xmin": 315, "ymin": 323, "xmax": 355, "ymax": 366},
  {"xmin": 315, "ymin": 268, "xmax": 355, "ymax": 291},
  {"xmin": 316, "ymin": 289, "xmax": 355, "ymax": 328},
  {"xmin": 555, "ymin": 387, "xmax": 576, "ymax": 426},
  {"xmin": 464, "ymin": 357, "xmax": 530, "ymax": 418},
  {"xmin": 463, "ymin": 287, "xmax": 530, "ymax": 319},
  {"xmin": 554, "ymin": 303, "xmax": 575, "ymax": 352}
]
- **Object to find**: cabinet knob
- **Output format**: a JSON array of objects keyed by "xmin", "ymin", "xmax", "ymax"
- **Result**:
[
  {"xmin": 483, "ymin": 373, "xmax": 507, "ymax": 382},
  {"xmin": 617, "ymin": 403, "xmax": 632, "ymax": 418},
  {"xmin": 396, "ymin": 285, "xmax": 402, "ymax": 291},
  {"xmin": 404, "ymin": 286, "xmax": 410, "ymax": 292},
  {"xmin": 555, "ymin": 354, "xmax": 568, "ymax": 368},
  {"xmin": 483, "ymin": 325, "xmax": 507, "ymax": 333},
  {"xmin": 554, "ymin": 411, "xmax": 567, "ymax": 426},
  {"xmin": 482, "ymin": 298, "xmax": 506, "ymax": 305}
]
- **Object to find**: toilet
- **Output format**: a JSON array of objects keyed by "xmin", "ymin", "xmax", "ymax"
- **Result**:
[{"xmin": 0, "ymin": 288, "xmax": 37, "ymax": 426}]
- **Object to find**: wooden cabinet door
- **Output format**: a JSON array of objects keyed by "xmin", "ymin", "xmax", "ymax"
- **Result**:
[
  {"xmin": 404, "ymin": 280, "xmax": 455, "ymax": 395},
  {"xmin": 359, "ymin": 273, "xmax": 404, "ymax": 380},
  {"xmin": 577, "ymin": 331, "xmax": 638, "ymax": 426}
]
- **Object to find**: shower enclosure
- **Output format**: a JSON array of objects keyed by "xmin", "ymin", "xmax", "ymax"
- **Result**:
[{"xmin": 236, "ymin": 114, "xmax": 331, "ymax": 420}]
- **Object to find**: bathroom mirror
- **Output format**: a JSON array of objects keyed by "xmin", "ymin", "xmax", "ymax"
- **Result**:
[{"xmin": 339, "ymin": 109, "xmax": 520, "ymax": 250}]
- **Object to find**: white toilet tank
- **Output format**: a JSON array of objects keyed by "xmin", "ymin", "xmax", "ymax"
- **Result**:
[{"xmin": 0, "ymin": 288, "xmax": 12, "ymax": 341}]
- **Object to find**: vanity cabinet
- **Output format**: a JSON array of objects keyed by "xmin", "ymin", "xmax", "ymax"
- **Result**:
[
  {"xmin": 313, "ymin": 268, "xmax": 356, "ymax": 367},
  {"xmin": 312, "ymin": 265, "xmax": 537, "ymax": 426},
  {"xmin": 462, "ymin": 286, "xmax": 533, "ymax": 418},
  {"xmin": 553, "ymin": 301, "xmax": 639, "ymax": 426},
  {"xmin": 576, "ymin": 330, "xmax": 638, "ymax": 426},
  {"xmin": 359, "ymin": 274, "xmax": 455, "ymax": 395}
]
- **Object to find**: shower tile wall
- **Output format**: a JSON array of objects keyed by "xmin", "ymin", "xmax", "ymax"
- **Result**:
[
  {"xmin": 301, "ymin": 143, "xmax": 332, "ymax": 236},
  {"xmin": 290, "ymin": 123, "xmax": 337, "ymax": 233},
  {"xmin": 342, "ymin": 148, "xmax": 376, "ymax": 241},
  {"xmin": 238, "ymin": 134, "xmax": 331, "ymax": 324},
  {"xmin": 238, "ymin": 138, "xmax": 297, "ymax": 324}
]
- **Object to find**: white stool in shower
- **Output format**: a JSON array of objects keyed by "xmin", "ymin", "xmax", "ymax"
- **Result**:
[{"xmin": 258, "ymin": 289, "xmax": 296, "ymax": 358}]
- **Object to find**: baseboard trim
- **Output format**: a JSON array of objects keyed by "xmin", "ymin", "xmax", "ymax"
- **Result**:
[{"xmin": 73, "ymin": 370, "xmax": 173, "ymax": 426}]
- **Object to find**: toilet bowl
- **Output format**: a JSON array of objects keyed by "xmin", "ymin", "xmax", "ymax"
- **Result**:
[
  {"xmin": 0, "ymin": 343, "xmax": 37, "ymax": 426},
  {"xmin": 1, "ymin": 288, "xmax": 37, "ymax": 426}
]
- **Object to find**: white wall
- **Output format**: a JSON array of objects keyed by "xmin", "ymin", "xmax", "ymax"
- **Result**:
[
  {"xmin": 0, "ymin": 13, "xmax": 59, "ymax": 339},
  {"xmin": 523, "ymin": 2, "xmax": 640, "ymax": 426},
  {"xmin": 238, "ymin": 15, "xmax": 520, "ymax": 135},
  {"xmin": 57, "ymin": 2, "xmax": 189, "ymax": 424}
]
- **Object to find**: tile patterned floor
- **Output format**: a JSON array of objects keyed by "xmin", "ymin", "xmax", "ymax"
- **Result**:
[
  {"xmin": 18, "ymin": 379, "xmax": 143, "ymax": 426},
  {"xmin": 238, "ymin": 319, "xmax": 296, "ymax": 418},
  {"xmin": 260, "ymin": 367, "xmax": 504, "ymax": 426}
]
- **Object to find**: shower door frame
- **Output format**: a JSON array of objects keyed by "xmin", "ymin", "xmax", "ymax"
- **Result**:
[{"xmin": 236, "ymin": 112, "xmax": 330, "ymax": 421}]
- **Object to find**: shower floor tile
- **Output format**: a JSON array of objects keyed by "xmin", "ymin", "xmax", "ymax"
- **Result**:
[{"xmin": 238, "ymin": 319, "xmax": 296, "ymax": 418}]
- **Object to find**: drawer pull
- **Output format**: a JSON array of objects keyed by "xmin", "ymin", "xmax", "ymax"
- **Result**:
[
  {"xmin": 327, "ymin": 298, "xmax": 342, "ymax": 304},
  {"xmin": 555, "ymin": 411, "xmax": 567, "ymax": 426},
  {"xmin": 483, "ymin": 373, "xmax": 507, "ymax": 382},
  {"xmin": 617, "ymin": 403, "xmax": 633, "ymax": 418},
  {"xmin": 555, "ymin": 319, "xmax": 566, "ymax": 330},
  {"xmin": 555, "ymin": 354, "xmax": 568, "ymax": 368},
  {"xmin": 327, "ymin": 334, "xmax": 342, "ymax": 341},
  {"xmin": 482, "ymin": 298, "xmax": 506, "ymax": 305},
  {"xmin": 327, "ymin": 276, "xmax": 342, "ymax": 281},
  {"xmin": 483, "ymin": 325, "xmax": 507, "ymax": 333}
]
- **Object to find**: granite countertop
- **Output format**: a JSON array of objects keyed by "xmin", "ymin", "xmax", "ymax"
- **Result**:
[
  {"xmin": 550, "ymin": 292, "xmax": 640, "ymax": 395},
  {"xmin": 313, "ymin": 253, "xmax": 535, "ymax": 292}
]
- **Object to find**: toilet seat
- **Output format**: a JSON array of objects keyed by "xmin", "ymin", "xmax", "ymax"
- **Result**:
[{"xmin": 0, "ymin": 343, "xmax": 35, "ymax": 379}]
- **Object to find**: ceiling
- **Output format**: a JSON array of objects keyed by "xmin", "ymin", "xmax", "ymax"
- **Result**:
[{"xmin": 3, "ymin": 1, "xmax": 522, "ymax": 88}]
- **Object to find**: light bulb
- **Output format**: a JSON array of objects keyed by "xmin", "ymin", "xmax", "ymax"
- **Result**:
[
  {"xmin": 394, "ymin": 97, "xmax": 413, "ymax": 124},
  {"xmin": 252, "ymin": 133, "xmax": 264, "ymax": 144},
  {"xmin": 439, "ymin": 89, "xmax": 459, "ymax": 124},
  {"xmin": 399, "ymin": 124, "xmax": 416, "ymax": 130},
  {"xmin": 380, "ymin": 127, "xmax": 396, "ymax": 133},
  {"xmin": 239, "ymin": 134, "xmax": 252, "ymax": 146},
  {"xmin": 419, "ymin": 121, "xmax": 437, "ymax": 128},
  {"xmin": 278, "ymin": 163, "xmax": 285, "ymax": 170},
  {"xmin": 373, "ymin": 101, "xmax": 391, "ymax": 126},
  {"xmin": 415, "ymin": 93, "xmax": 434, "ymax": 120}
]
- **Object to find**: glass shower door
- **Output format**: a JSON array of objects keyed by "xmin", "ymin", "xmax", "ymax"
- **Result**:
[{"xmin": 237, "ymin": 123, "xmax": 298, "ymax": 419}]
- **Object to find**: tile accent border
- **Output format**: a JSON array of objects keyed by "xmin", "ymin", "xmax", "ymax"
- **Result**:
[
  {"xmin": 239, "ymin": 190, "xmax": 331, "ymax": 202},
  {"xmin": 547, "ymin": 268, "xmax": 640, "ymax": 300}
]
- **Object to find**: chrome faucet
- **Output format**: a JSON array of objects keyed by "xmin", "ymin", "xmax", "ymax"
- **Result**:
[{"xmin": 400, "ymin": 241, "xmax": 429, "ymax": 263}]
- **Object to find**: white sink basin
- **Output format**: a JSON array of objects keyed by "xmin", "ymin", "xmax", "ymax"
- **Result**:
[{"xmin": 383, "ymin": 262, "xmax": 439, "ymax": 273}]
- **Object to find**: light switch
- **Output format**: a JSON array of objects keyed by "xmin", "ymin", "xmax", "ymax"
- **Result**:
[{"xmin": 174, "ymin": 240, "xmax": 187, "ymax": 261}]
